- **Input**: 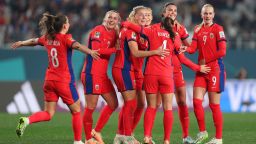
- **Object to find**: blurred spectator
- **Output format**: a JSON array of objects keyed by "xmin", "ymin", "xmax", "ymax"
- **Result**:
[
  {"xmin": 236, "ymin": 67, "xmax": 248, "ymax": 79},
  {"xmin": 0, "ymin": 0, "xmax": 255, "ymax": 49}
]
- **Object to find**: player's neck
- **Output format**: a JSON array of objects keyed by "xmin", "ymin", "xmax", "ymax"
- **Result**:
[
  {"xmin": 203, "ymin": 22, "xmax": 213, "ymax": 27},
  {"xmin": 104, "ymin": 25, "xmax": 111, "ymax": 31},
  {"xmin": 60, "ymin": 29, "xmax": 67, "ymax": 34}
]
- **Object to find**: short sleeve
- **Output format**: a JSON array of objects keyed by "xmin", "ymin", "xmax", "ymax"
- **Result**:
[
  {"xmin": 65, "ymin": 34, "xmax": 76, "ymax": 48},
  {"xmin": 126, "ymin": 30, "xmax": 137, "ymax": 42},
  {"xmin": 90, "ymin": 28, "xmax": 102, "ymax": 42},
  {"xmin": 38, "ymin": 35, "xmax": 45, "ymax": 46}
]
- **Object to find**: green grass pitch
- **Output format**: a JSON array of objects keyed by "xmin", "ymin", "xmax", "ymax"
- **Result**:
[{"xmin": 0, "ymin": 112, "xmax": 255, "ymax": 144}]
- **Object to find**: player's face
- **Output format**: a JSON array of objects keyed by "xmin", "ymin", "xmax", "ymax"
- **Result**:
[
  {"xmin": 201, "ymin": 7, "xmax": 215, "ymax": 25},
  {"xmin": 163, "ymin": 4, "xmax": 177, "ymax": 21},
  {"xmin": 145, "ymin": 10, "xmax": 152, "ymax": 26},
  {"xmin": 105, "ymin": 12, "xmax": 120, "ymax": 30},
  {"xmin": 134, "ymin": 9, "xmax": 148, "ymax": 26}
]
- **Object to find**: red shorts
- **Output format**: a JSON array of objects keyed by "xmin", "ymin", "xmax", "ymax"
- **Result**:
[
  {"xmin": 144, "ymin": 75, "xmax": 174, "ymax": 94},
  {"xmin": 81, "ymin": 73, "xmax": 114, "ymax": 95},
  {"xmin": 173, "ymin": 70, "xmax": 186, "ymax": 88},
  {"xmin": 135, "ymin": 71, "xmax": 144, "ymax": 90},
  {"xmin": 43, "ymin": 80, "xmax": 79, "ymax": 105},
  {"xmin": 112, "ymin": 67, "xmax": 136, "ymax": 92},
  {"xmin": 194, "ymin": 69, "xmax": 226, "ymax": 92}
]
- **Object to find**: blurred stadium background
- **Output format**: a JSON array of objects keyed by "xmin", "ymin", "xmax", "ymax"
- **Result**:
[{"xmin": 0, "ymin": 0, "xmax": 255, "ymax": 143}]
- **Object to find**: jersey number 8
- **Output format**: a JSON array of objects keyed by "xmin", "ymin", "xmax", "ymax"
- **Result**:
[{"xmin": 50, "ymin": 48, "xmax": 59, "ymax": 68}]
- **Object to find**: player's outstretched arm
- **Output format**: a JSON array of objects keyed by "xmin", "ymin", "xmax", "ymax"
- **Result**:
[
  {"xmin": 178, "ymin": 53, "xmax": 211, "ymax": 74},
  {"xmin": 72, "ymin": 41, "xmax": 100, "ymax": 60},
  {"xmin": 11, "ymin": 38, "xmax": 39, "ymax": 49}
]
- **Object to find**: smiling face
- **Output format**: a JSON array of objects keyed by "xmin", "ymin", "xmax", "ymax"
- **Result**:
[
  {"xmin": 103, "ymin": 11, "xmax": 120, "ymax": 30},
  {"xmin": 201, "ymin": 5, "xmax": 215, "ymax": 26},
  {"xmin": 145, "ymin": 8, "xmax": 153, "ymax": 26},
  {"xmin": 162, "ymin": 4, "xmax": 177, "ymax": 21},
  {"xmin": 134, "ymin": 8, "xmax": 148, "ymax": 26}
]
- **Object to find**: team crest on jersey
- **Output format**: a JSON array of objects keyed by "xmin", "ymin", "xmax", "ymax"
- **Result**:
[
  {"xmin": 132, "ymin": 32, "xmax": 137, "ymax": 39},
  {"xmin": 219, "ymin": 31, "xmax": 225, "ymax": 38},
  {"xmin": 95, "ymin": 84, "xmax": 99, "ymax": 90},
  {"xmin": 94, "ymin": 32, "xmax": 100, "ymax": 38},
  {"xmin": 210, "ymin": 33, "xmax": 214, "ymax": 39}
]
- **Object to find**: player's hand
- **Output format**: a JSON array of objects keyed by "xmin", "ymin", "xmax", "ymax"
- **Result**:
[
  {"xmin": 179, "ymin": 45, "xmax": 187, "ymax": 54},
  {"xmin": 156, "ymin": 45, "xmax": 170, "ymax": 57},
  {"xmin": 90, "ymin": 50, "xmax": 100, "ymax": 60},
  {"xmin": 200, "ymin": 65, "xmax": 211, "ymax": 74},
  {"xmin": 11, "ymin": 41, "xmax": 23, "ymax": 49}
]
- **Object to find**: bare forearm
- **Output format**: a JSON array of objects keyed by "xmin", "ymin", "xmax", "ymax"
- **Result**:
[
  {"xmin": 132, "ymin": 50, "xmax": 157, "ymax": 58},
  {"xmin": 21, "ymin": 38, "xmax": 39, "ymax": 46},
  {"xmin": 73, "ymin": 42, "xmax": 91, "ymax": 54}
]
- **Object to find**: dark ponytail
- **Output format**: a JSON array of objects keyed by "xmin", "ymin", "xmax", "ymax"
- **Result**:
[
  {"xmin": 39, "ymin": 13, "xmax": 56, "ymax": 40},
  {"xmin": 162, "ymin": 17, "xmax": 175, "ymax": 39},
  {"xmin": 39, "ymin": 13, "xmax": 67, "ymax": 40}
]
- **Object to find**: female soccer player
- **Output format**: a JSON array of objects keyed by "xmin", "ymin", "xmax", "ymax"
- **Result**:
[
  {"xmin": 113, "ymin": 6, "xmax": 155, "ymax": 144},
  {"xmin": 112, "ymin": 6, "xmax": 168, "ymax": 144},
  {"xmin": 184, "ymin": 4, "xmax": 227, "ymax": 144},
  {"xmin": 12, "ymin": 13, "xmax": 99, "ymax": 144},
  {"xmin": 81, "ymin": 10, "xmax": 121, "ymax": 144},
  {"xmin": 156, "ymin": 3, "xmax": 211, "ymax": 144},
  {"xmin": 130, "ymin": 6, "xmax": 153, "ymax": 135}
]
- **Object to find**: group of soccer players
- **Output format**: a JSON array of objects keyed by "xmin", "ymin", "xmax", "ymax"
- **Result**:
[{"xmin": 12, "ymin": 2, "xmax": 226, "ymax": 144}]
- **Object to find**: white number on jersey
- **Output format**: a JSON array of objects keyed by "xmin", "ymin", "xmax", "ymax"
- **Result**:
[
  {"xmin": 50, "ymin": 48, "xmax": 59, "ymax": 68},
  {"xmin": 161, "ymin": 40, "xmax": 167, "ymax": 59},
  {"xmin": 212, "ymin": 76, "xmax": 217, "ymax": 86}
]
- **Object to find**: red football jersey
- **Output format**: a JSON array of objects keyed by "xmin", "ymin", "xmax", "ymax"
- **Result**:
[
  {"xmin": 82, "ymin": 25, "xmax": 117, "ymax": 76},
  {"xmin": 113, "ymin": 28, "xmax": 135, "ymax": 71},
  {"xmin": 38, "ymin": 33, "xmax": 76, "ymax": 83},
  {"xmin": 130, "ymin": 31, "xmax": 149, "ymax": 75},
  {"xmin": 143, "ymin": 23, "xmax": 182, "ymax": 76},
  {"xmin": 153, "ymin": 23, "xmax": 191, "ymax": 73},
  {"xmin": 188, "ymin": 23, "xmax": 226, "ymax": 67}
]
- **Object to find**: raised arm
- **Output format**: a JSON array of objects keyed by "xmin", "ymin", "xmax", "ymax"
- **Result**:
[
  {"xmin": 72, "ymin": 42, "xmax": 100, "ymax": 59},
  {"xmin": 11, "ymin": 38, "xmax": 39, "ymax": 49},
  {"xmin": 122, "ymin": 21, "xmax": 151, "ymax": 37}
]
